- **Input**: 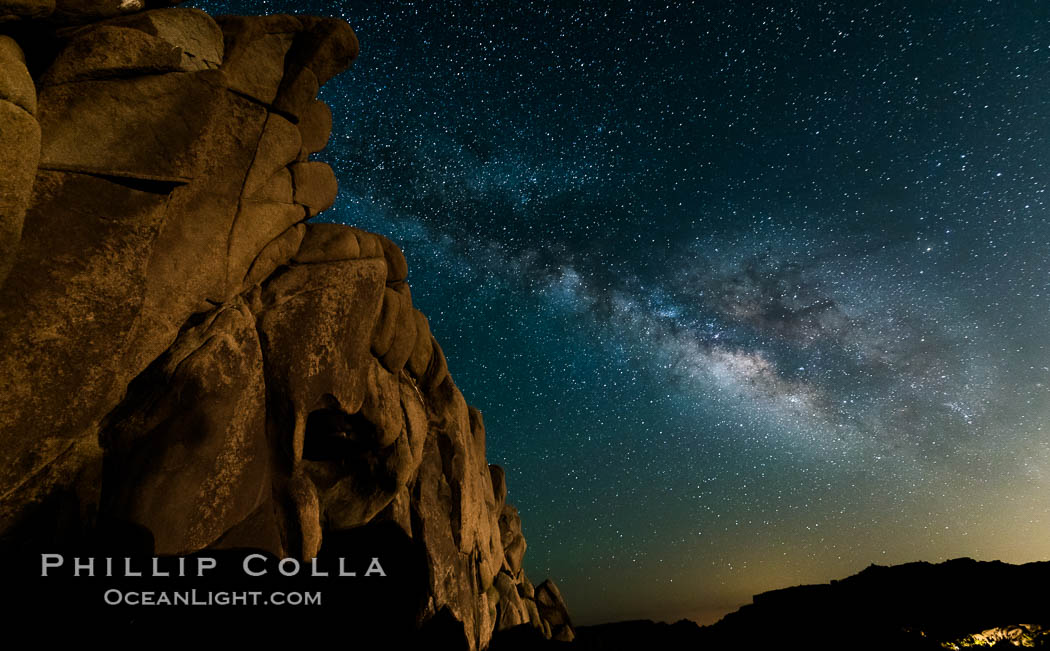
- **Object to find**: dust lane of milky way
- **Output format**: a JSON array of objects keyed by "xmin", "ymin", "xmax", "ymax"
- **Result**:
[{"xmin": 194, "ymin": 0, "xmax": 1050, "ymax": 624}]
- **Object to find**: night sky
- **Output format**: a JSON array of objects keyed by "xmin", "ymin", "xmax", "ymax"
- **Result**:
[{"xmin": 197, "ymin": 0, "xmax": 1050, "ymax": 625}]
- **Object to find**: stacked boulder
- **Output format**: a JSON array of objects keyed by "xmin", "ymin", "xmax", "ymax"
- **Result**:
[
  {"xmin": 0, "ymin": 3, "xmax": 572, "ymax": 649},
  {"xmin": 490, "ymin": 483, "xmax": 575, "ymax": 642}
]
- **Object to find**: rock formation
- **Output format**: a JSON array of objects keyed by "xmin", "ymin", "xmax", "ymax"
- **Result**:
[{"xmin": 0, "ymin": 2, "xmax": 571, "ymax": 647}]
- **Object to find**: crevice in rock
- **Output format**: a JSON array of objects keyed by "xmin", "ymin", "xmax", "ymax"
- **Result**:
[
  {"xmin": 436, "ymin": 431, "xmax": 464, "ymax": 550},
  {"xmin": 226, "ymin": 86, "xmax": 301, "ymax": 124},
  {"xmin": 36, "ymin": 164, "xmax": 189, "ymax": 193},
  {"xmin": 38, "ymin": 65, "xmax": 184, "ymax": 86},
  {"xmin": 6, "ymin": 24, "xmax": 63, "ymax": 79}
]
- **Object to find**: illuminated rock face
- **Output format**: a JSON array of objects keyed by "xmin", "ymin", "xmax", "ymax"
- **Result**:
[{"xmin": 0, "ymin": 4, "xmax": 570, "ymax": 648}]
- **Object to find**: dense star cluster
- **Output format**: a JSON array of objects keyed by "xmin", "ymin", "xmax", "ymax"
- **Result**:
[{"xmin": 197, "ymin": 0, "xmax": 1050, "ymax": 624}]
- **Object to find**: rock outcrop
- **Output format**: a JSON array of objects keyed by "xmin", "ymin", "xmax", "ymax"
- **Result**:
[{"xmin": 0, "ymin": 3, "xmax": 571, "ymax": 648}]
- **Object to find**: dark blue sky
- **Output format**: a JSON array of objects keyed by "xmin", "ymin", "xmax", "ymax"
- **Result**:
[{"xmin": 200, "ymin": 0, "xmax": 1050, "ymax": 624}]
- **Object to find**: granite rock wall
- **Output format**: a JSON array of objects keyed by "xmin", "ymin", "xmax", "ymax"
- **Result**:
[{"xmin": 0, "ymin": 4, "xmax": 571, "ymax": 648}]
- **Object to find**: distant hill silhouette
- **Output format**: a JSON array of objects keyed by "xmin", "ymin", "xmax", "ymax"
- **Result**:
[{"xmin": 562, "ymin": 558, "xmax": 1050, "ymax": 650}]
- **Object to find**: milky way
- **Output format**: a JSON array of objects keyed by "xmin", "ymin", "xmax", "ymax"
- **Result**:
[{"xmin": 197, "ymin": 0, "xmax": 1050, "ymax": 623}]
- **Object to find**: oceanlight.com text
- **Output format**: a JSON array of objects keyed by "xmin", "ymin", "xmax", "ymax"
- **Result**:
[{"xmin": 102, "ymin": 589, "xmax": 322, "ymax": 606}]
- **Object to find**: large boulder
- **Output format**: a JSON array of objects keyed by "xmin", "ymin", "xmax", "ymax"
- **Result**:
[
  {"xmin": 535, "ymin": 579, "xmax": 576, "ymax": 642},
  {"xmin": 0, "ymin": 36, "xmax": 38, "ymax": 287},
  {"xmin": 100, "ymin": 299, "xmax": 272, "ymax": 556}
]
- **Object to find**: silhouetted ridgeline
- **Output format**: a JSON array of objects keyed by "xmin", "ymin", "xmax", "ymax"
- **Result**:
[{"xmin": 562, "ymin": 558, "xmax": 1049, "ymax": 651}]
